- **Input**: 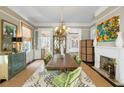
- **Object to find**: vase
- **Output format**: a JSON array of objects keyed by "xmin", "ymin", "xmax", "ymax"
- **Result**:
[
  {"xmin": 115, "ymin": 32, "xmax": 124, "ymax": 47},
  {"xmin": 93, "ymin": 38, "xmax": 97, "ymax": 47}
]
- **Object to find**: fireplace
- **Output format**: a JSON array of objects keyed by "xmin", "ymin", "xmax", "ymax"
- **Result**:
[
  {"xmin": 100, "ymin": 56, "xmax": 116, "ymax": 80},
  {"xmin": 94, "ymin": 46, "xmax": 124, "ymax": 85}
]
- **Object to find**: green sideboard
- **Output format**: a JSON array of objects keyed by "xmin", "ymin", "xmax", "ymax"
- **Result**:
[{"xmin": 0, "ymin": 52, "xmax": 26, "ymax": 80}]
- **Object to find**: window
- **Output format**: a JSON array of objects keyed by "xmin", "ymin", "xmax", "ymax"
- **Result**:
[
  {"xmin": 40, "ymin": 36, "xmax": 51, "ymax": 52},
  {"xmin": 21, "ymin": 22, "xmax": 32, "ymax": 53}
]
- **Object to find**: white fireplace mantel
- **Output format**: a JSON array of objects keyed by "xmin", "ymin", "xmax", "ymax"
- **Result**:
[{"xmin": 95, "ymin": 46, "xmax": 124, "ymax": 84}]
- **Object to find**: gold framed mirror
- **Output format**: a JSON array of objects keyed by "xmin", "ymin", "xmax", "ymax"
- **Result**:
[{"xmin": 1, "ymin": 19, "xmax": 17, "ymax": 52}]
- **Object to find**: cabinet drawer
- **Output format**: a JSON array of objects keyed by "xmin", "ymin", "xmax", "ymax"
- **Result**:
[
  {"xmin": 87, "ymin": 55, "xmax": 93, "ymax": 62},
  {"xmin": 82, "ymin": 48, "xmax": 86, "ymax": 54},
  {"xmin": 87, "ymin": 40, "xmax": 93, "ymax": 47},
  {"xmin": 87, "ymin": 48, "xmax": 93, "ymax": 54}
]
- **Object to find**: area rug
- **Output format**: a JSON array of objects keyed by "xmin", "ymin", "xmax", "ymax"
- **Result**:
[{"xmin": 23, "ymin": 62, "xmax": 96, "ymax": 87}]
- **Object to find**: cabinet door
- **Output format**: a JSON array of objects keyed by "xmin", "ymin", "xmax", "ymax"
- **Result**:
[
  {"xmin": 8, "ymin": 53, "xmax": 26, "ymax": 79},
  {"xmin": 12, "ymin": 53, "xmax": 26, "ymax": 74},
  {"xmin": 8, "ymin": 56, "xmax": 13, "ymax": 79}
]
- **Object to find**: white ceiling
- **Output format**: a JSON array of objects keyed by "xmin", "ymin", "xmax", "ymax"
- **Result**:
[{"xmin": 8, "ymin": 6, "xmax": 101, "ymax": 26}]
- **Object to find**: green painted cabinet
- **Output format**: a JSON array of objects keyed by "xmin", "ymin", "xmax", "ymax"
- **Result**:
[
  {"xmin": 8, "ymin": 52, "xmax": 26, "ymax": 79},
  {"xmin": 0, "ymin": 52, "xmax": 26, "ymax": 80}
]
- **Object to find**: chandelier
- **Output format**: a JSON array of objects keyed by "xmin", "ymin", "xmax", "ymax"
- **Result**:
[{"xmin": 54, "ymin": 6, "xmax": 70, "ymax": 37}]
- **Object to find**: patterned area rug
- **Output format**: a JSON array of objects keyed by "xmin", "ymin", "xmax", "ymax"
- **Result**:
[{"xmin": 23, "ymin": 62, "xmax": 96, "ymax": 87}]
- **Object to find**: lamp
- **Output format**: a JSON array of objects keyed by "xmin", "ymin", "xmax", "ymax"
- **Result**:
[
  {"xmin": 54, "ymin": 6, "xmax": 70, "ymax": 36},
  {"xmin": 12, "ymin": 37, "xmax": 22, "ymax": 42}
]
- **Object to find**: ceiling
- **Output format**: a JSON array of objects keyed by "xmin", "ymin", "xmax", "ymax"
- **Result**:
[{"xmin": 8, "ymin": 6, "xmax": 101, "ymax": 27}]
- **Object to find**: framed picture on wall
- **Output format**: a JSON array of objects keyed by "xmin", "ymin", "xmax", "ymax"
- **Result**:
[
  {"xmin": 1, "ymin": 19, "xmax": 17, "ymax": 52},
  {"xmin": 70, "ymin": 35, "xmax": 79, "ymax": 49},
  {"xmin": 71, "ymin": 39, "xmax": 78, "ymax": 48},
  {"xmin": 96, "ymin": 16, "xmax": 120, "ymax": 42}
]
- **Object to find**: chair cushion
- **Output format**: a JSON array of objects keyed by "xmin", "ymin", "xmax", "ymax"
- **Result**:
[
  {"xmin": 44, "ymin": 54, "xmax": 52, "ymax": 65},
  {"xmin": 75, "ymin": 56, "xmax": 81, "ymax": 64},
  {"xmin": 65, "ymin": 67, "xmax": 82, "ymax": 87},
  {"xmin": 52, "ymin": 67, "xmax": 82, "ymax": 87},
  {"xmin": 52, "ymin": 73, "xmax": 68, "ymax": 87}
]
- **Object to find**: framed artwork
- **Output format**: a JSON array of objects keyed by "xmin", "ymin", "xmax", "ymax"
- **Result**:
[
  {"xmin": 69, "ymin": 35, "xmax": 79, "ymax": 50},
  {"xmin": 1, "ymin": 19, "xmax": 17, "ymax": 51},
  {"xmin": 96, "ymin": 16, "xmax": 120, "ymax": 42},
  {"xmin": 71, "ymin": 39, "xmax": 78, "ymax": 48},
  {"xmin": 21, "ymin": 23, "xmax": 32, "ymax": 41}
]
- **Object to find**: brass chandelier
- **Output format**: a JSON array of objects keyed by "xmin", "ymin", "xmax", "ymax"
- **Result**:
[{"xmin": 54, "ymin": 6, "xmax": 70, "ymax": 37}]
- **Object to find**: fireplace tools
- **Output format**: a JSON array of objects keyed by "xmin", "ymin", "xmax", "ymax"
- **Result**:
[{"xmin": 108, "ymin": 64, "xmax": 115, "ymax": 80}]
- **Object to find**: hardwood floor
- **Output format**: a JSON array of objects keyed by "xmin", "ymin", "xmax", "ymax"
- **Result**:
[
  {"xmin": 0, "ymin": 60, "xmax": 42, "ymax": 87},
  {"xmin": 81, "ymin": 63, "xmax": 112, "ymax": 87},
  {"xmin": 0, "ymin": 60, "xmax": 112, "ymax": 87}
]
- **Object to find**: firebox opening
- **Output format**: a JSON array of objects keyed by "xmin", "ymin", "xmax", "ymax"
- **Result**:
[{"xmin": 100, "ymin": 56, "xmax": 116, "ymax": 80}]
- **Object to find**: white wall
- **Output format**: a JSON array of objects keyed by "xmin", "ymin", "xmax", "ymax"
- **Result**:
[
  {"xmin": 81, "ymin": 28, "xmax": 90, "ymax": 40},
  {"xmin": 26, "ymin": 50, "xmax": 34, "ymax": 63},
  {"xmin": 90, "ymin": 25, "xmax": 96, "ymax": 40}
]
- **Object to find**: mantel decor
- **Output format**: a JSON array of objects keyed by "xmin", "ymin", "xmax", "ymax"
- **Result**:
[
  {"xmin": 1, "ymin": 19, "xmax": 17, "ymax": 52},
  {"xmin": 115, "ymin": 31, "xmax": 124, "ymax": 47}
]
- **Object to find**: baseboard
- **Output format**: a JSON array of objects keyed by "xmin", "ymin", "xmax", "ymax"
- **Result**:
[
  {"xmin": 26, "ymin": 59, "xmax": 42, "ymax": 65},
  {"xmin": 82, "ymin": 61, "xmax": 94, "ymax": 66}
]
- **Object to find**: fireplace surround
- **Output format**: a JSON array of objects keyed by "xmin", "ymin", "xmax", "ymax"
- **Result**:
[{"xmin": 94, "ymin": 46, "xmax": 124, "ymax": 85}]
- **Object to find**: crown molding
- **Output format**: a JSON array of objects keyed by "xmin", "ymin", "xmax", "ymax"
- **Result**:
[
  {"xmin": 6, "ymin": 6, "xmax": 34, "ymax": 27},
  {"xmin": 0, "ymin": 8, "xmax": 20, "ymax": 21},
  {"xmin": 98, "ymin": 7, "xmax": 121, "ymax": 21},
  {"xmin": 35, "ymin": 22, "xmax": 92, "ymax": 28},
  {"xmin": 89, "ymin": 20, "xmax": 97, "ymax": 27},
  {"xmin": 0, "ymin": 8, "xmax": 34, "ymax": 28},
  {"xmin": 95, "ymin": 6, "xmax": 109, "ymax": 18}
]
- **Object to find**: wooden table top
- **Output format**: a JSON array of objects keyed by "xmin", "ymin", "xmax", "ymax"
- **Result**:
[{"xmin": 46, "ymin": 54, "xmax": 79, "ymax": 70}]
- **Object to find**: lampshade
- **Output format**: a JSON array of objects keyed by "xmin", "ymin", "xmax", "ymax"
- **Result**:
[{"xmin": 12, "ymin": 37, "xmax": 22, "ymax": 42}]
